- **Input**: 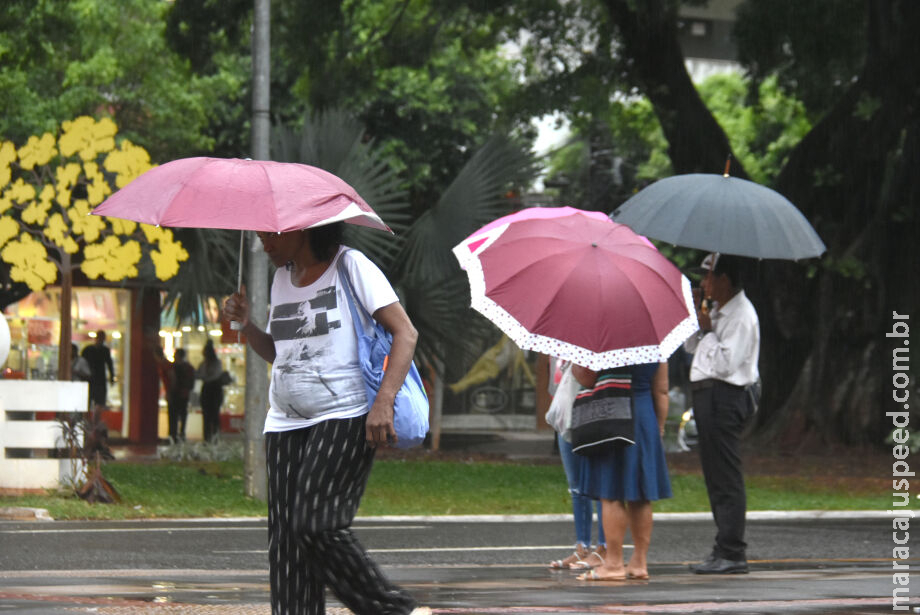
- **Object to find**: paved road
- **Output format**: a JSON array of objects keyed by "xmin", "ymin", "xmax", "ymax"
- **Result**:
[{"xmin": 0, "ymin": 514, "xmax": 905, "ymax": 614}]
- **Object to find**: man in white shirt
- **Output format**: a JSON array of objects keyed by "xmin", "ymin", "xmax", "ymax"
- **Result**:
[{"xmin": 684, "ymin": 253, "xmax": 760, "ymax": 574}]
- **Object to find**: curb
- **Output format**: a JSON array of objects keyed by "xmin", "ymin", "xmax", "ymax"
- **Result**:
[{"xmin": 0, "ymin": 507, "xmax": 53, "ymax": 521}]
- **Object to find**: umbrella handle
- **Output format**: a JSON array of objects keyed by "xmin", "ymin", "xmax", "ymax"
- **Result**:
[{"xmin": 229, "ymin": 231, "xmax": 245, "ymax": 331}]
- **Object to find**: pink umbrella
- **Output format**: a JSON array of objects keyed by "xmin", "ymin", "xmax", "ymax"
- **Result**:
[
  {"xmin": 453, "ymin": 207, "xmax": 697, "ymax": 370},
  {"xmin": 92, "ymin": 156, "xmax": 391, "ymax": 232}
]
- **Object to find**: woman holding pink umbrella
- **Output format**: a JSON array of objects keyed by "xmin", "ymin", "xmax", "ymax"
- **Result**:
[{"xmin": 223, "ymin": 222, "xmax": 429, "ymax": 615}]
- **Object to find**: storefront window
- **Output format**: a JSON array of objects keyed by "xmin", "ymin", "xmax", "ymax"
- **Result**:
[
  {"xmin": 3, "ymin": 287, "xmax": 129, "ymax": 401},
  {"xmin": 158, "ymin": 295, "xmax": 247, "ymax": 439}
]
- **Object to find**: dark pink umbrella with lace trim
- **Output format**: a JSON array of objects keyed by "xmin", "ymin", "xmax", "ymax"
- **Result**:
[{"xmin": 453, "ymin": 207, "xmax": 697, "ymax": 370}]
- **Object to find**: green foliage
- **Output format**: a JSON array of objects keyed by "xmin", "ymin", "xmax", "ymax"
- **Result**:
[
  {"xmin": 734, "ymin": 0, "xmax": 866, "ymax": 115},
  {"xmin": 166, "ymin": 0, "xmax": 532, "ymax": 204},
  {"xmin": 545, "ymin": 72, "xmax": 812, "ymax": 213},
  {"xmin": 0, "ymin": 0, "xmax": 231, "ymax": 161},
  {"xmin": 697, "ymin": 74, "xmax": 811, "ymax": 184}
]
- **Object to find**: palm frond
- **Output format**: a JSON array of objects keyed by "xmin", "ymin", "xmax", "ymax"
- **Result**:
[
  {"xmin": 271, "ymin": 109, "xmax": 409, "ymax": 270},
  {"xmin": 397, "ymin": 274, "xmax": 497, "ymax": 375},
  {"xmin": 397, "ymin": 135, "xmax": 537, "ymax": 282}
]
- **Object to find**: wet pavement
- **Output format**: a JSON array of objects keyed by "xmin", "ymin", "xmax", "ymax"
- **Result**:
[{"xmin": 0, "ymin": 514, "xmax": 908, "ymax": 614}]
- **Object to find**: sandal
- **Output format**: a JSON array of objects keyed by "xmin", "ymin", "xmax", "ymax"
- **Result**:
[
  {"xmin": 549, "ymin": 545, "xmax": 588, "ymax": 569},
  {"xmin": 569, "ymin": 550, "xmax": 605, "ymax": 569}
]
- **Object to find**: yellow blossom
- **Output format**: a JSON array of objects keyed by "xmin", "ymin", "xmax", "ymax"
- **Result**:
[
  {"xmin": 45, "ymin": 213, "xmax": 79, "ymax": 254},
  {"xmin": 149, "ymin": 231, "xmax": 189, "ymax": 280},
  {"xmin": 59, "ymin": 116, "xmax": 117, "ymax": 162},
  {"xmin": 17, "ymin": 133, "xmax": 57, "ymax": 170},
  {"xmin": 82, "ymin": 235, "xmax": 141, "ymax": 282},
  {"xmin": 69, "ymin": 199, "xmax": 106, "ymax": 243},
  {"xmin": 1, "ymin": 233, "xmax": 59, "ymax": 291},
  {"xmin": 110, "ymin": 218, "xmax": 138, "ymax": 236},
  {"xmin": 140, "ymin": 223, "xmax": 168, "ymax": 243},
  {"xmin": 21, "ymin": 188, "xmax": 54, "ymax": 226},
  {"xmin": 83, "ymin": 161, "xmax": 111, "ymax": 206},
  {"xmin": 0, "ymin": 141, "xmax": 16, "ymax": 187},
  {"xmin": 6, "ymin": 178, "xmax": 36, "ymax": 205},
  {"xmin": 0, "ymin": 216, "xmax": 19, "ymax": 248},
  {"xmin": 55, "ymin": 162, "xmax": 83, "ymax": 207},
  {"xmin": 104, "ymin": 140, "xmax": 153, "ymax": 188}
]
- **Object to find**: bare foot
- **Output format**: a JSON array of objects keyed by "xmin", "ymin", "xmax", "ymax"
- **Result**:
[{"xmin": 626, "ymin": 566, "xmax": 649, "ymax": 580}]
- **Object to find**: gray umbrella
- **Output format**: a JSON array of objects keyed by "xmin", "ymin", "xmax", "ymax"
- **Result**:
[{"xmin": 611, "ymin": 173, "xmax": 826, "ymax": 260}]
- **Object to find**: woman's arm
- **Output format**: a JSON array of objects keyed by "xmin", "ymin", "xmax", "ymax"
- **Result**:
[
  {"xmin": 366, "ymin": 301, "xmax": 418, "ymax": 447},
  {"xmin": 571, "ymin": 364, "xmax": 597, "ymax": 389},
  {"xmin": 223, "ymin": 286, "xmax": 276, "ymax": 364},
  {"xmin": 651, "ymin": 362, "xmax": 669, "ymax": 437}
]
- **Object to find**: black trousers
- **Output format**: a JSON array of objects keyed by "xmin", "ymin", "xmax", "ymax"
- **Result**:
[
  {"xmin": 200, "ymin": 381, "xmax": 223, "ymax": 442},
  {"xmin": 265, "ymin": 416, "xmax": 417, "ymax": 615},
  {"xmin": 692, "ymin": 380, "xmax": 753, "ymax": 561},
  {"xmin": 167, "ymin": 393, "xmax": 189, "ymax": 441}
]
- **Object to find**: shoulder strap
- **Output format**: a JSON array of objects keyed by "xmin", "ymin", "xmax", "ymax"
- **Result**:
[{"xmin": 336, "ymin": 250, "xmax": 371, "ymax": 337}]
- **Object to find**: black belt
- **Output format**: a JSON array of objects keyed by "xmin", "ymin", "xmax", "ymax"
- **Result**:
[{"xmin": 691, "ymin": 379, "xmax": 745, "ymax": 392}]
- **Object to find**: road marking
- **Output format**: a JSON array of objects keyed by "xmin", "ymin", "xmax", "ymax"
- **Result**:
[
  {"xmin": 213, "ymin": 545, "xmax": 634, "ymax": 555},
  {"xmin": 0, "ymin": 525, "xmax": 428, "ymax": 534}
]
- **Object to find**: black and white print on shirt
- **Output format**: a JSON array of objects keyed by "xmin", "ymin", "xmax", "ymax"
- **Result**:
[
  {"xmin": 269, "ymin": 283, "xmax": 366, "ymax": 420},
  {"xmin": 270, "ymin": 285, "xmax": 341, "ymax": 342}
]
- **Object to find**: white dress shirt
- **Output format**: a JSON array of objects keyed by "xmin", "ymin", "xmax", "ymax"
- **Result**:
[{"xmin": 684, "ymin": 290, "xmax": 760, "ymax": 387}]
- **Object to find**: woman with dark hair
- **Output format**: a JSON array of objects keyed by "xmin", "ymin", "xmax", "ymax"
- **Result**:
[
  {"xmin": 223, "ymin": 222, "xmax": 429, "ymax": 615},
  {"xmin": 196, "ymin": 339, "xmax": 224, "ymax": 442}
]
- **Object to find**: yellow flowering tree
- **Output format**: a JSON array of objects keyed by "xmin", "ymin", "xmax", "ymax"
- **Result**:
[{"xmin": 0, "ymin": 116, "xmax": 189, "ymax": 379}]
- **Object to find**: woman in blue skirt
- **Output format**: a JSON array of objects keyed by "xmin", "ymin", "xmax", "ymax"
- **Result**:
[{"xmin": 572, "ymin": 362, "xmax": 672, "ymax": 581}]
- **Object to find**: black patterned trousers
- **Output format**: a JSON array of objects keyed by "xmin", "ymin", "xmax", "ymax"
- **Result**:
[{"xmin": 266, "ymin": 417, "xmax": 417, "ymax": 615}]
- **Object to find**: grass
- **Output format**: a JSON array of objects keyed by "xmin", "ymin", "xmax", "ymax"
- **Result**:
[{"xmin": 0, "ymin": 458, "xmax": 888, "ymax": 521}]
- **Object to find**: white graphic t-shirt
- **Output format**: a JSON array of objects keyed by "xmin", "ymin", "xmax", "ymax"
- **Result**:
[{"xmin": 263, "ymin": 246, "xmax": 399, "ymax": 433}]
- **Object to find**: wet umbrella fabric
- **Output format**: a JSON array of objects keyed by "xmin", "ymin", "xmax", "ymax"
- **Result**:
[
  {"xmin": 611, "ymin": 173, "xmax": 825, "ymax": 260},
  {"xmin": 453, "ymin": 207, "xmax": 698, "ymax": 371},
  {"xmin": 92, "ymin": 156, "xmax": 391, "ymax": 233}
]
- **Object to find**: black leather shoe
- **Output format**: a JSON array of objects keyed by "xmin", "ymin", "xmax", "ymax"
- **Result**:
[{"xmin": 690, "ymin": 557, "xmax": 749, "ymax": 574}]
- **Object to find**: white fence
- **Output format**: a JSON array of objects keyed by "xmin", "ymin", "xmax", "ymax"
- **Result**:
[{"xmin": 0, "ymin": 380, "xmax": 89, "ymax": 491}]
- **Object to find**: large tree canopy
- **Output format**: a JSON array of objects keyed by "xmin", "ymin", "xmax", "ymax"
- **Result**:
[
  {"xmin": 591, "ymin": 0, "xmax": 918, "ymax": 446},
  {"xmin": 165, "ymin": 0, "xmax": 532, "ymax": 212},
  {"xmin": 0, "ymin": 0, "xmax": 239, "ymax": 161}
]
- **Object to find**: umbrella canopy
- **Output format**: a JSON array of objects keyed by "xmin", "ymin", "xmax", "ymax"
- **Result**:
[
  {"xmin": 92, "ymin": 156, "xmax": 391, "ymax": 233},
  {"xmin": 611, "ymin": 173, "xmax": 825, "ymax": 260},
  {"xmin": 453, "ymin": 207, "xmax": 698, "ymax": 371}
]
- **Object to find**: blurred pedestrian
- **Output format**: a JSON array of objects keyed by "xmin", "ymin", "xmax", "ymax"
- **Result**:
[
  {"xmin": 574, "ymin": 362, "xmax": 672, "ymax": 581},
  {"xmin": 70, "ymin": 343, "xmax": 91, "ymax": 382},
  {"xmin": 545, "ymin": 357, "xmax": 606, "ymax": 570},
  {"xmin": 169, "ymin": 348, "xmax": 195, "ymax": 442},
  {"xmin": 81, "ymin": 330, "xmax": 115, "ymax": 415},
  {"xmin": 684, "ymin": 253, "xmax": 760, "ymax": 575},
  {"xmin": 196, "ymin": 339, "xmax": 224, "ymax": 442}
]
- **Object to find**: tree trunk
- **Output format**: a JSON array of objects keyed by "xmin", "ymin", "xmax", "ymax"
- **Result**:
[
  {"xmin": 57, "ymin": 256, "xmax": 73, "ymax": 381},
  {"xmin": 756, "ymin": 0, "xmax": 920, "ymax": 446},
  {"xmin": 601, "ymin": 0, "xmax": 919, "ymax": 447},
  {"xmin": 602, "ymin": 0, "xmax": 743, "ymax": 177}
]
